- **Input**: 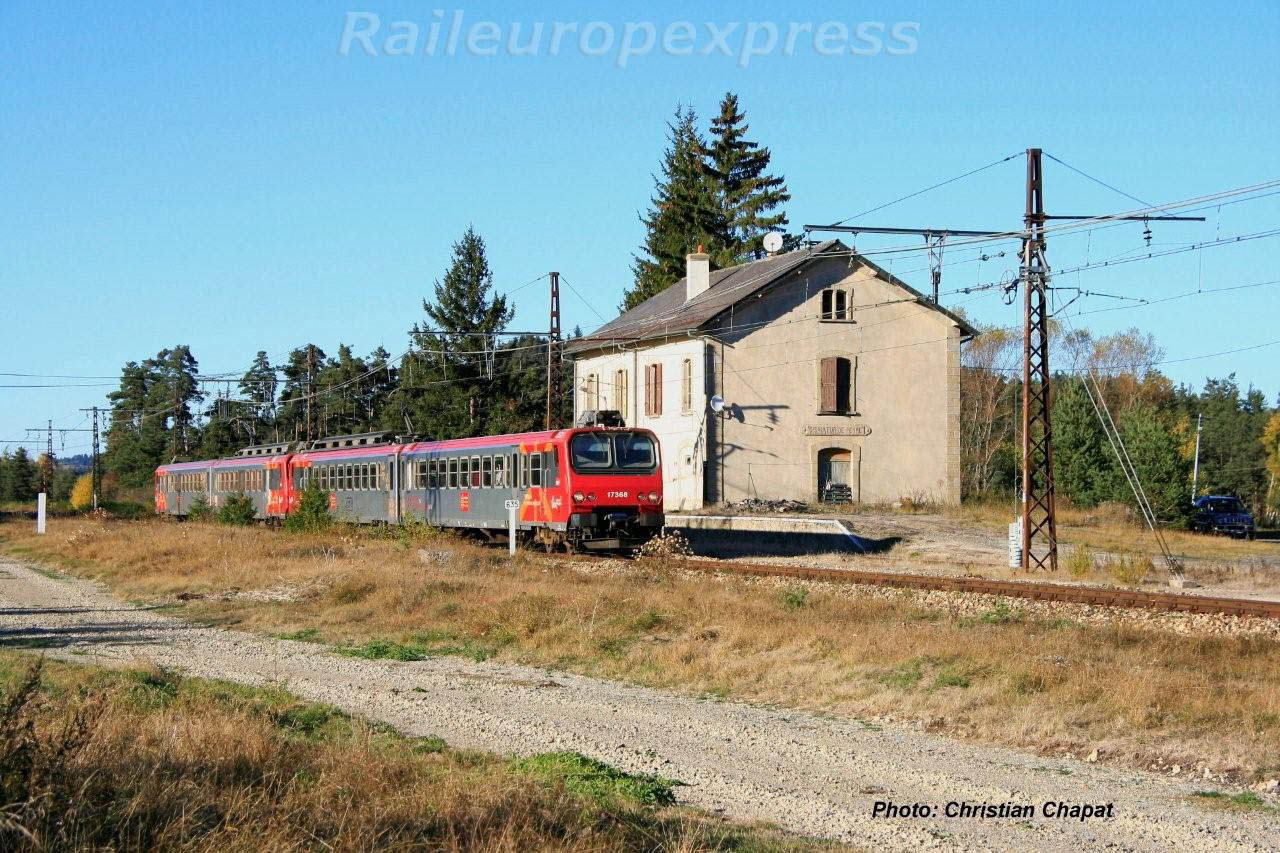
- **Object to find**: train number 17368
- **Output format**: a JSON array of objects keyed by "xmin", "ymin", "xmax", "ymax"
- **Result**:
[{"xmin": 607, "ymin": 491, "xmax": 629, "ymax": 499}]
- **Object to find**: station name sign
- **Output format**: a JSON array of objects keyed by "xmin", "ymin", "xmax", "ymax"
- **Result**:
[{"xmin": 803, "ymin": 424, "xmax": 871, "ymax": 437}]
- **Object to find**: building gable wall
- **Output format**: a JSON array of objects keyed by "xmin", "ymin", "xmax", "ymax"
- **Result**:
[{"xmin": 571, "ymin": 253, "xmax": 963, "ymax": 509}]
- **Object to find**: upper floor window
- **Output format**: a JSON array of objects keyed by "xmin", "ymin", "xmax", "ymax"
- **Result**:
[{"xmin": 820, "ymin": 288, "xmax": 851, "ymax": 321}]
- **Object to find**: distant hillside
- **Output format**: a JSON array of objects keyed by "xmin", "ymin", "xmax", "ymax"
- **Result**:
[{"xmin": 60, "ymin": 453, "xmax": 92, "ymax": 474}]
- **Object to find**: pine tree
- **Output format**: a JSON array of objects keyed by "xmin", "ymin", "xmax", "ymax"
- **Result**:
[
  {"xmin": 1053, "ymin": 378, "xmax": 1114, "ymax": 507},
  {"xmin": 8, "ymin": 448, "xmax": 36, "ymax": 502},
  {"xmin": 708, "ymin": 92, "xmax": 790, "ymax": 261},
  {"xmin": 624, "ymin": 106, "xmax": 725, "ymax": 311},
  {"xmin": 151, "ymin": 346, "xmax": 203, "ymax": 460},
  {"xmin": 390, "ymin": 226, "xmax": 513, "ymax": 439},
  {"xmin": 277, "ymin": 345, "xmax": 326, "ymax": 442},
  {"xmin": 1116, "ymin": 405, "xmax": 1192, "ymax": 521},
  {"xmin": 105, "ymin": 361, "xmax": 166, "ymax": 486},
  {"xmin": 239, "ymin": 351, "xmax": 278, "ymax": 442}
]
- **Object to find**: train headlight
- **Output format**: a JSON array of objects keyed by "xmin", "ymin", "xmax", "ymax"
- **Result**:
[
  {"xmin": 573, "ymin": 491, "xmax": 586, "ymax": 503},
  {"xmin": 648, "ymin": 492, "xmax": 660, "ymax": 503},
  {"xmin": 587, "ymin": 492, "xmax": 596, "ymax": 502}
]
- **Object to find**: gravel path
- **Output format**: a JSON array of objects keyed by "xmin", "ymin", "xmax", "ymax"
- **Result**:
[{"xmin": 2, "ymin": 556, "xmax": 1276, "ymax": 851}]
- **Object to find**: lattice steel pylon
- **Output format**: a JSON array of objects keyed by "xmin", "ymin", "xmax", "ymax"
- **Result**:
[
  {"xmin": 1020, "ymin": 148, "xmax": 1058, "ymax": 571},
  {"xmin": 545, "ymin": 271, "xmax": 561, "ymax": 430}
]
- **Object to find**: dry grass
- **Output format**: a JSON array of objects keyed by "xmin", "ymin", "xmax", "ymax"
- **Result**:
[
  {"xmin": 0, "ymin": 651, "xmax": 809, "ymax": 851},
  {"xmin": 953, "ymin": 499, "xmax": 1270, "ymax": 563},
  {"xmin": 4, "ymin": 517, "xmax": 1280, "ymax": 783}
]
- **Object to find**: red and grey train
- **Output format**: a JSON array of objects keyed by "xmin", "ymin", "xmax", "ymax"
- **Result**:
[{"xmin": 155, "ymin": 425, "xmax": 664, "ymax": 551}]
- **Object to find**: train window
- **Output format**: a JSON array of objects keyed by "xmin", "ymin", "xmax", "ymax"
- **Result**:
[
  {"xmin": 347, "ymin": 464, "xmax": 355, "ymax": 490},
  {"xmin": 615, "ymin": 433, "xmax": 657, "ymax": 469},
  {"xmin": 545, "ymin": 449, "xmax": 558, "ymax": 486},
  {"xmin": 493, "ymin": 455, "xmax": 505, "ymax": 488},
  {"xmin": 458, "ymin": 456, "xmax": 468, "ymax": 488},
  {"xmin": 448, "ymin": 457, "xmax": 458, "ymax": 489},
  {"xmin": 570, "ymin": 433, "xmax": 612, "ymax": 469},
  {"xmin": 530, "ymin": 452, "xmax": 542, "ymax": 487},
  {"xmin": 360, "ymin": 464, "xmax": 369, "ymax": 491},
  {"xmin": 270, "ymin": 468, "xmax": 280, "ymax": 490},
  {"xmin": 471, "ymin": 455, "xmax": 481, "ymax": 487},
  {"xmin": 482, "ymin": 456, "xmax": 492, "ymax": 488}
]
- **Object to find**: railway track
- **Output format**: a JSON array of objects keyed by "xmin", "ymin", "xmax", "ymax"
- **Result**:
[{"xmin": 588, "ymin": 555, "xmax": 1280, "ymax": 620}]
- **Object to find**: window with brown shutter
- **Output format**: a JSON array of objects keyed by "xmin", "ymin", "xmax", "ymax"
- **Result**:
[
  {"xmin": 613, "ymin": 369, "xmax": 628, "ymax": 417},
  {"xmin": 818, "ymin": 356, "xmax": 853, "ymax": 414},
  {"xmin": 644, "ymin": 363, "xmax": 663, "ymax": 416}
]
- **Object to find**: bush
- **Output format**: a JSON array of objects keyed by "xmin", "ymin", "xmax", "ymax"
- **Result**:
[
  {"xmin": 1065, "ymin": 544, "xmax": 1094, "ymax": 578},
  {"xmin": 188, "ymin": 494, "xmax": 214, "ymax": 522},
  {"xmin": 69, "ymin": 474, "xmax": 94, "ymax": 510},
  {"xmin": 283, "ymin": 484, "xmax": 331, "ymax": 533},
  {"xmin": 217, "ymin": 492, "xmax": 256, "ymax": 526},
  {"xmin": 1105, "ymin": 552, "xmax": 1152, "ymax": 587},
  {"xmin": 780, "ymin": 585, "xmax": 809, "ymax": 610}
]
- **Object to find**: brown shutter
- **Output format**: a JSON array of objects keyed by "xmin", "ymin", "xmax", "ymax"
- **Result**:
[
  {"xmin": 655, "ymin": 363, "xmax": 663, "ymax": 416},
  {"xmin": 819, "ymin": 357, "xmax": 837, "ymax": 413}
]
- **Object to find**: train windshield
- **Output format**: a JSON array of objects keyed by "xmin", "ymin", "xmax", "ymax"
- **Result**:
[{"xmin": 569, "ymin": 432, "xmax": 656, "ymax": 473}]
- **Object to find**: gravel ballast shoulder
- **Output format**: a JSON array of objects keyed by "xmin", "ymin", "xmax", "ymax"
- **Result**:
[{"xmin": 1, "ymin": 556, "xmax": 1276, "ymax": 851}]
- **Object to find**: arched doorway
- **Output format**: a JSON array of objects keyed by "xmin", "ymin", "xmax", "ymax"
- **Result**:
[{"xmin": 818, "ymin": 448, "xmax": 853, "ymax": 503}]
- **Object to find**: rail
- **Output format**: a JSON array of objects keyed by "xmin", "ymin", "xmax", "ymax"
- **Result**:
[{"xmin": 611, "ymin": 556, "xmax": 1280, "ymax": 620}]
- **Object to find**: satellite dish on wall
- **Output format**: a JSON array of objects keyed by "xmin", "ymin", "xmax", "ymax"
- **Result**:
[
  {"xmin": 709, "ymin": 395, "xmax": 725, "ymax": 414},
  {"xmin": 762, "ymin": 231, "xmax": 784, "ymax": 253}
]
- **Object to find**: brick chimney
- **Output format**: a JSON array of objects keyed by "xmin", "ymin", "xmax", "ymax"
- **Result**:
[{"xmin": 685, "ymin": 246, "xmax": 710, "ymax": 302}]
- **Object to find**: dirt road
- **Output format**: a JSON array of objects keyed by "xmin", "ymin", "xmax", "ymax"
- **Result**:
[{"xmin": 1, "ymin": 555, "xmax": 1275, "ymax": 851}]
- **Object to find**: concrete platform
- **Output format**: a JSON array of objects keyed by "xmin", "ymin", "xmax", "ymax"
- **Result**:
[{"xmin": 664, "ymin": 514, "xmax": 900, "ymax": 558}]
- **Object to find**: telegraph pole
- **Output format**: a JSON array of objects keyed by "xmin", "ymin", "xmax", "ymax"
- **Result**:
[
  {"xmin": 546, "ymin": 271, "xmax": 561, "ymax": 430},
  {"xmin": 305, "ymin": 344, "xmax": 317, "ymax": 442},
  {"xmin": 1191, "ymin": 412, "xmax": 1203, "ymax": 500}
]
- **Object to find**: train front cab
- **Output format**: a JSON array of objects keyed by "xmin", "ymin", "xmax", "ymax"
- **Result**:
[{"xmin": 562, "ymin": 428, "xmax": 663, "ymax": 551}]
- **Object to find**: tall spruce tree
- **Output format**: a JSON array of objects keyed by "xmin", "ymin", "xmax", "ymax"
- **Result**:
[
  {"xmin": 240, "ymin": 351, "xmax": 278, "ymax": 442},
  {"xmin": 152, "ymin": 346, "xmax": 203, "ymax": 461},
  {"xmin": 708, "ymin": 92, "xmax": 790, "ymax": 261},
  {"xmin": 277, "ymin": 345, "xmax": 326, "ymax": 441},
  {"xmin": 1053, "ymin": 378, "xmax": 1113, "ymax": 508},
  {"xmin": 624, "ymin": 105, "xmax": 725, "ymax": 311},
  {"xmin": 105, "ymin": 361, "xmax": 165, "ymax": 485},
  {"xmin": 390, "ymin": 226, "xmax": 513, "ymax": 439}
]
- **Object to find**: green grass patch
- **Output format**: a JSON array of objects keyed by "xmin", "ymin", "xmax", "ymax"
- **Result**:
[
  {"xmin": 779, "ymin": 585, "xmax": 809, "ymax": 610},
  {"xmin": 932, "ymin": 671, "xmax": 972, "ymax": 689},
  {"xmin": 876, "ymin": 658, "xmax": 925, "ymax": 690},
  {"xmin": 1191, "ymin": 790, "xmax": 1276, "ymax": 814},
  {"xmin": 632, "ymin": 607, "xmax": 665, "ymax": 631},
  {"xmin": 510, "ymin": 751, "xmax": 680, "ymax": 807},
  {"xmin": 279, "ymin": 627, "xmax": 322, "ymax": 642},
  {"xmin": 335, "ymin": 633, "xmax": 497, "ymax": 663}
]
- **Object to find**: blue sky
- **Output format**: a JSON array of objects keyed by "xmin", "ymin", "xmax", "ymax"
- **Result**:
[{"xmin": 2, "ymin": 1, "xmax": 1278, "ymax": 456}]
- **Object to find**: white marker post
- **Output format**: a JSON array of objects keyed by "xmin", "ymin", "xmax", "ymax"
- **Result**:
[
  {"xmin": 505, "ymin": 499, "xmax": 520, "ymax": 556},
  {"xmin": 37, "ymin": 493, "xmax": 47, "ymax": 535}
]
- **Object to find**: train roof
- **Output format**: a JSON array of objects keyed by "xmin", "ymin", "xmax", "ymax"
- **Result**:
[{"xmin": 155, "ymin": 460, "xmax": 213, "ymax": 472}]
